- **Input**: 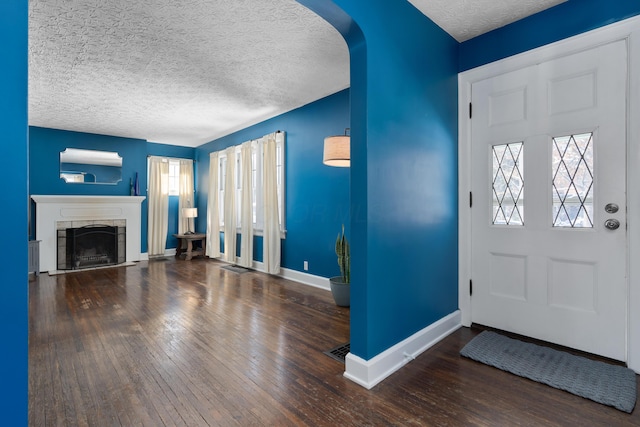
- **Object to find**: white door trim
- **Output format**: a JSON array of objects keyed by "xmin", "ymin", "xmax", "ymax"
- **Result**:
[{"xmin": 458, "ymin": 14, "xmax": 640, "ymax": 372}]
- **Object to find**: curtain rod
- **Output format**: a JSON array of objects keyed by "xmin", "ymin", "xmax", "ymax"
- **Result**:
[
  {"xmin": 207, "ymin": 130, "xmax": 285, "ymax": 156},
  {"xmin": 147, "ymin": 155, "xmax": 195, "ymax": 162}
]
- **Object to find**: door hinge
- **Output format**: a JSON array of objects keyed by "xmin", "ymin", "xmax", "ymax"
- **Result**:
[
  {"xmin": 469, "ymin": 192, "xmax": 473, "ymax": 208},
  {"xmin": 469, "ymin": 102, "xmax": 472, "ymax": 119},
  {"xmin": 469, "ymin": 279, "xmax": 473, "ymax": 296}
]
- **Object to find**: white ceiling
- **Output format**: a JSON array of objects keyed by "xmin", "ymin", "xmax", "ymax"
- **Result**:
[
  {"xmin": 409, "ymin": 0, "xmax": 566, "ymax": 42},
  {"xmin": 28, "ymin": 0, "xmax": 565, "ymax": 148}
]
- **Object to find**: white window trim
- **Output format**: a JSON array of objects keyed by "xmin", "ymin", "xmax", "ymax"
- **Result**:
[
  {"xmin": 214, "ymin": 133, "xmax": 286, "ymax": 238},
  {"xmin": 146, "ymin": 156, "xmax": 193, "ymax": 195},
  {"xmin": 168, "ymin": 159, "xmax": 180, "ymax": 196}
]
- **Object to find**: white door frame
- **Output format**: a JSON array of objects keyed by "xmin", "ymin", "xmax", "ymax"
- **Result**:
[{"xmin": 458, "ymin": 15, "xmax": 640, "ymax": 372}]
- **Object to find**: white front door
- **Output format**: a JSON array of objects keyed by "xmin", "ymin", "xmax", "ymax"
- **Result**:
[{"xmin": 470, "ymin": 40, "xmax": 628, "ymax": 361}]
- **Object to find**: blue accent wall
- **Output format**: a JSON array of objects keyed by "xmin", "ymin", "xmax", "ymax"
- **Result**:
[
  {"xmin": 300, "ymin": 0, "xmax": 459, "ymax": 360},
  {"xmin": 29, "ymin": 129, "xmax": 196, "ymax": 253},
  {"xmin": 29, "ymin": 127, "xmax": 148, "ymax": 252},
  {"xmin": 195, "ymin": 89, "xmax": 351, "ymax": 277},
  {"xmin": 3, "ymin": 0, "xmax": 28, "ymax": 423},
  {"xmin": 11, "ymin": 0, "xmax": 640, "ymax": 418},
  {"xmin": 299, "ymin": 0, "xmax": 640, "ymax": 365},
  {"xmin": 459, "ymin": 0, "xmax": 640, "ymax": 71}
]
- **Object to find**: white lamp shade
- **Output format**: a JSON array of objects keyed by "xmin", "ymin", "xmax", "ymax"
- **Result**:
[
  {"xmin": 183, "ymin": 207, "xmax": 198, "ymax": 218},
  {"xmin": 323, "ymin": 135, "xmax": 350, "ymax": 167}
]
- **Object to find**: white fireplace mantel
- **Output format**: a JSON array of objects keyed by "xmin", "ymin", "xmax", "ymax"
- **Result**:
[{"xmin": 31, "ymin": 195, "xmax": 146, "ymax": 272}]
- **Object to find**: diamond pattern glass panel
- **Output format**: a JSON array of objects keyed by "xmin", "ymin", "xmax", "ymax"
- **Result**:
[
  {"xmin": 492, "ymin": 142, "xmax": 524, "ymax": 225},
  {"xmin": 552, "ymin": 133, "xmax": 594, "ymax": 228}
]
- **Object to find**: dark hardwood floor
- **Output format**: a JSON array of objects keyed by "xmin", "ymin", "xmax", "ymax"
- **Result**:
[{"xmin": 29, "ymin": 258, "xmax": 640, "ymax": 426}]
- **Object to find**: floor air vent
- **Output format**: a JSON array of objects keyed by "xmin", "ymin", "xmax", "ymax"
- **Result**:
[
  {"xmin": 221, "ymin": 265, "xmax": 251, "ymax": 274},
  {"xmin": 324, "ymin": 342, "xmax": 350, "ymax": 363}
]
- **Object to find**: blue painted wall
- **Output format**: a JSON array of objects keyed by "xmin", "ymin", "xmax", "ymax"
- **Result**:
[
  {"xmin": 459, "ymin": 0, "xmax": 640, "ymax": 71},
  {"xmin": 300, "ymin": 0, "xmax": 640, "ymax": 365},
  {"xmin": 29, "ymin": 127, "xmax": 148, "ymax": 252},
  {"xmin": 195, "ymin": 89, "xmax": 351, "ymax": 278},
  {"xmin": 29, "ymin": 128, "xmax": 196, "ymax": 253},
  {"xmin": 3, "ymin": 0, "xmax": 28, "ymax": 424},
  {"xmin": 11, "ymin": 0, "xmax": 640, "ymax": 419},
  {"xmin": 29, "ymin": 127, "xmax": 146, "ymax": 198},
  {"xmin": 300, "ymin": 0, "xmax": 460, "ymax": 360}
]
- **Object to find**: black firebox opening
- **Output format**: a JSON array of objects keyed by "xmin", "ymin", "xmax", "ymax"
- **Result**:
[{"xmin": 65, "ymin": 225, "xmax": 118, "ymax": 270}]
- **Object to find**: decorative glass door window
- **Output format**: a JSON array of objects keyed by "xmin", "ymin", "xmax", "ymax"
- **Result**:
[
  {"xmin": 492, "ymin": 142, "xmax": 524, "ymax": 225},
  {"xmin": 551, "ymin": 132, "xmax": 594, "ymax": 228}
]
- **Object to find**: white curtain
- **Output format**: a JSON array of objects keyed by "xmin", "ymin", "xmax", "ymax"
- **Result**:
[
  {"xmin": 148, "ymin": 157, "xmax": 169, "ymax": 256},
  {"xmin": 223, "ymin": 146, "xmax": 237, "ymax": 263},
  {"xmin": 238, "ymin": 141, "xmax": 254, "ymax": 268},
  {"xmin": 263, "ymin": 132, "xmax": 281, "ymax": 274},
  {"xmin": 206, "ymin": 152, "xmax": 220, "ymax": 258},
  {"xmin": 178, "ymin": 159, "xmax": 195, "ymax": 234}
]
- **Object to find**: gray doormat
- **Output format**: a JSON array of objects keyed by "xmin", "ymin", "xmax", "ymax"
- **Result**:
[
  {"xmin": 460, "ymin": 331, "xmax": 637, "ymax": 413},
  {"xmin": 324, "ymin": 342, "xmax": 350, "ymax": 363},
  {"xmin": 221, "ymin": 265, "xmax": 251, "ymax": 274}
]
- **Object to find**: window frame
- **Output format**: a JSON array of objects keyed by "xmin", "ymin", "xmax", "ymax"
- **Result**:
[
  {"xmin": 214, "ymin": 134, "xmax": 286, "ymax": 237},
  {"xmin": 167, "ymin": 159, "xmax": 180, "ymax": 196}
]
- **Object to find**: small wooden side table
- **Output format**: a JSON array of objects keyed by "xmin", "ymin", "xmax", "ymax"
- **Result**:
[{"xmin": 173, "ymin": 233, "xmax": 206, "ymax": 260}]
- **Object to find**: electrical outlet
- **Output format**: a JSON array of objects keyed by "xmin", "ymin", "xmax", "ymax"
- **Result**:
[{"xmin": 303, "ymin": 261, "xmax": 308, "ymax": 271}]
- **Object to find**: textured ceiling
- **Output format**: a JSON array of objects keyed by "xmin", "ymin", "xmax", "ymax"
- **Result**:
[
  {"xmin": 29, "ymin": 0, "xmax": 564, "ymax": 148},
  {"xmin": 29, "ymin": 0, "xmax": 350, "ymax": 147},
  {"xmin": 408, "ymin": 0, "xmax": 567, "ymax": 42}
]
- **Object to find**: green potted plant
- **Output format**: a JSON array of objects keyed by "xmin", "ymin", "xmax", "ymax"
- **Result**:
[{"xmin": 329, "ymin": 224, "xmax": 350, "ymax": 307}]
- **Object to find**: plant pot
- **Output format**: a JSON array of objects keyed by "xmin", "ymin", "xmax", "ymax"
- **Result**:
[{"xmin": 329, "ymin": 276, "xmax": 350, "ymax": 307}]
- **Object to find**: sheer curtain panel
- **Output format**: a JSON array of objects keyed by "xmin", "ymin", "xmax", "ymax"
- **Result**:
[
  {"xmin": 239, "ymin": 141, "xmax": 254, "ymax": 268},
  {"xmin": 178, "ymin": 159, "xmax": 195, "ymax": 234},
  {"xmin": 148, "ymin": 157, "xmax": 169, "ymax": 256},
  {"xmin": 263, "ymin": 132, "xmax": 281, "ymax": 274},
  {"xmin": 206, "ymin": 152, "xmax": 221, "ymax": 258},
  {"xmin": 223, "ymin": 146, "xmax": 237, "ymax": 263}
]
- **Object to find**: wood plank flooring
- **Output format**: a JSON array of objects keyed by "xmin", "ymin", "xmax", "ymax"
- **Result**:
[{"xmin": 29, "ymin": 258, "xmax": 640, "ymax": 426}]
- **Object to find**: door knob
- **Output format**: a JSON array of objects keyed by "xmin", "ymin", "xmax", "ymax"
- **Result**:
[
  {"xmin": 604, "ymin": 203, "xmax": 619, "ymax": 214},
  {"xmin": 604, "ymin": 219, "xmax": 620, "ymax": 230}
]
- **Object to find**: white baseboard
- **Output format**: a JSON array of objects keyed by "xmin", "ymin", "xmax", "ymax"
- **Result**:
[
  {"xmin": 251, "ymin": 259, "xmax": 264, "ymax": 271},
  {"xmin": 142, "ymin": 248, "xmax": 176, "ymax": 261},
  {"xmin": 247, "ymin": 260, "xmax": 331, "ymax": 291},
  {"xmin": 344, "ymin": 310, "xmax": 462, "ymax": 389},
  {"xmin": 176, "ymin": 254, "xmax": 329, "ymax": 291},
  {"xmin": 278, "ymin": 267, "xmax": 331, "ymax": 291}
]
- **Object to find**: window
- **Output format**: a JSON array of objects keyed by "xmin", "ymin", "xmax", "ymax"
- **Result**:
[
  {"xmin": 147, "ymin": 157, "xmax": 186, "ymax": 196},
  {"xmin": 214, "ymin": 134, "xmax": 285, "ymax": 234},
  {"xmin": 552, "ymin": 132, "xmax": 594, "ymax": 228},
  {"xmin": 236, "ymin": 150, "xmax": 242, "ymax": 226},
  {"xmin": 219, "ymin": 155, "xmax": 227, "ymax": 225},
  {"xmin": 276, "ymin": 142, "xmax": 284, "ymax": 228},
  {"xmin": 217, "ymin": 147, "xmax": 243, "ymax": 227},
  {"xmin": 168, "ymin": 159, "xmax": 180, "ymax": 196},
  {"xmin": 492, "ymin": 142, "xmax": 524, "ymax": 225},
  {"xmin": 252, "ymin": 146, "xmax": 261, "ymax": 225}
]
